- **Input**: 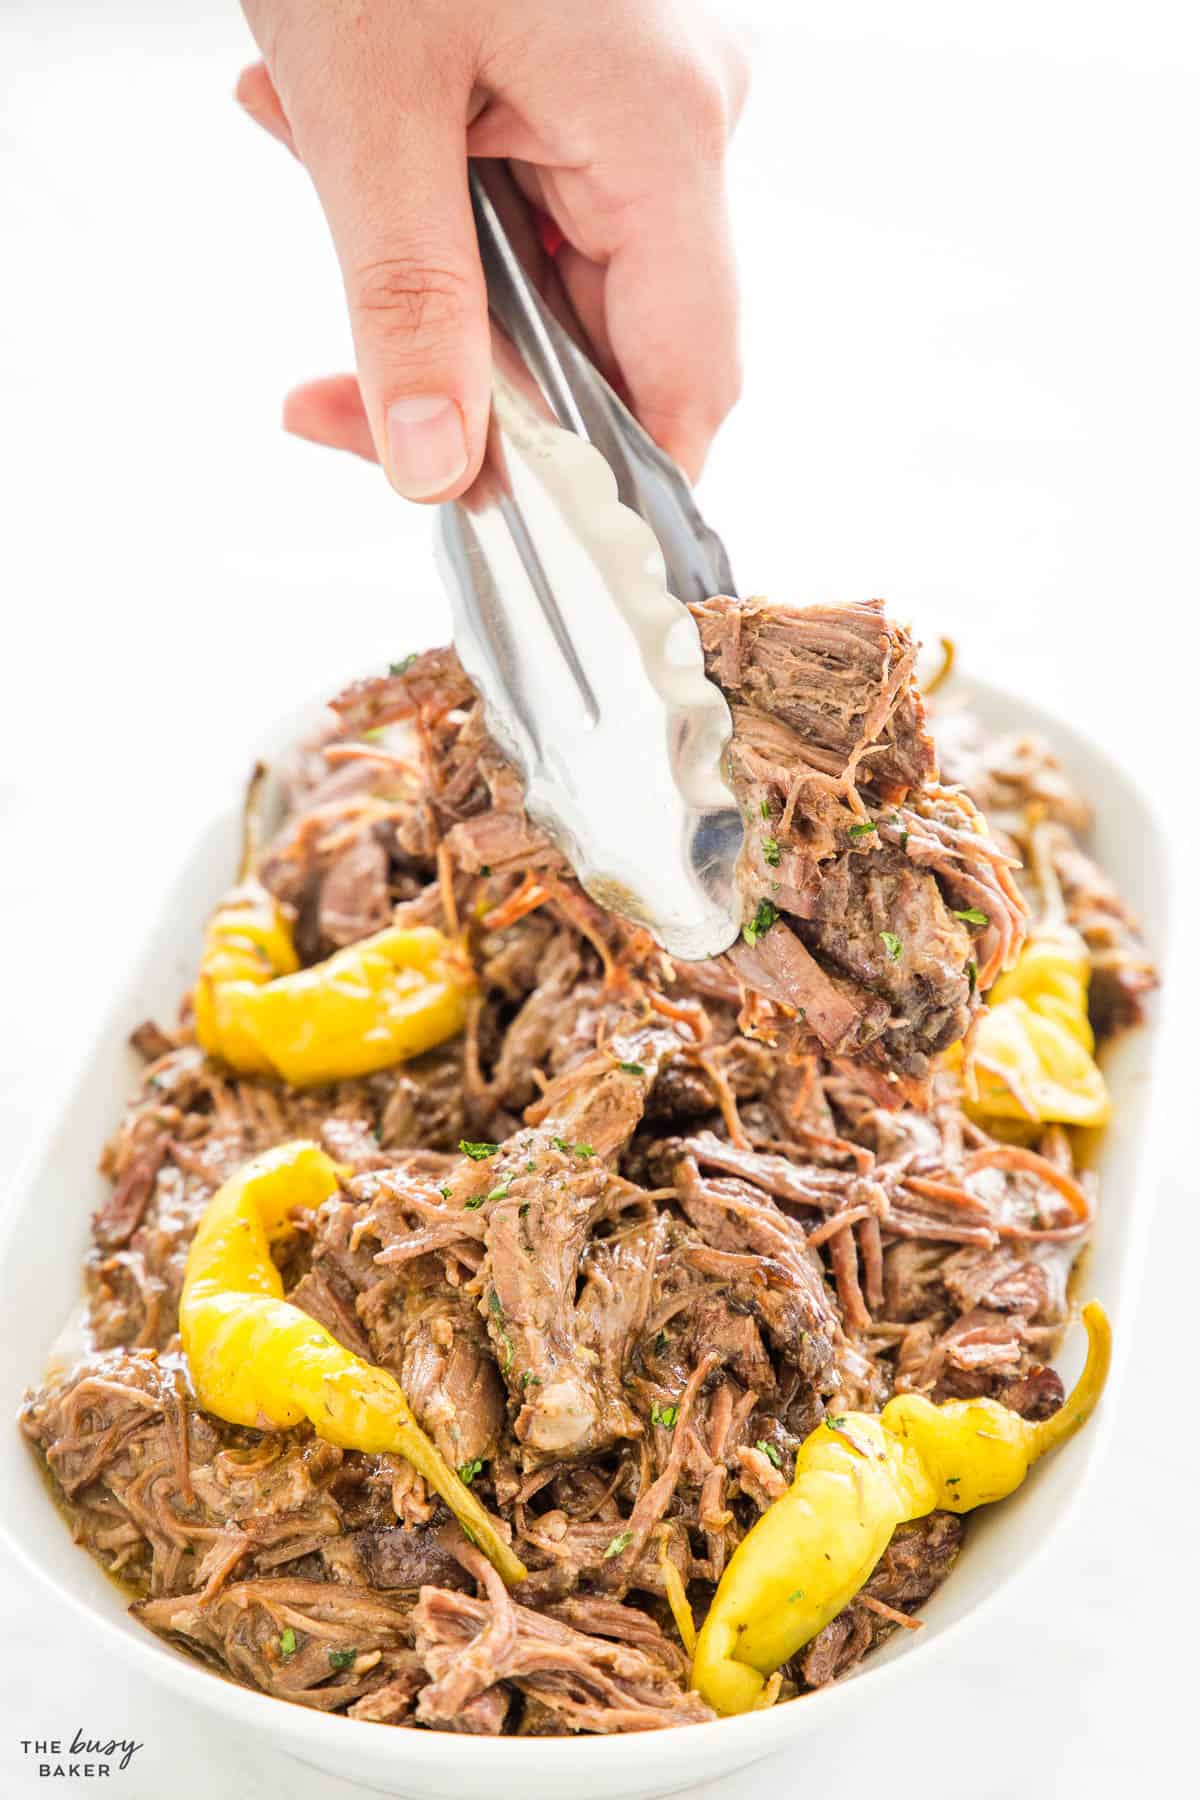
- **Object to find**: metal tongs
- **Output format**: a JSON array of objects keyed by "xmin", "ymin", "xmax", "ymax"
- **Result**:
[{"xmin": 436, "ymin": 165, "xmax": 744, "ymax": 961}]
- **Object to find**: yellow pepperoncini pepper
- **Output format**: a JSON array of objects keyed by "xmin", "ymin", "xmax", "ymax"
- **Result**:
[
  {"xmin": 987, "ymin": 929, "xmax": 1095, "ymax": 1050},
  {"xmin": 179, "ymin": 1140, "xmax": 526, "ymax": 1586},
  {"xmin": 192, "ymin": 881, "xmax": 300, "ymax": 1075},
  {"xmin": 947, "ymin": 927, "xmax": 1109, "ymax": 1127},
  {"xmin": 691, "ymin": 1302, "xmax": 1110, "ymax": 1715},
  {"xmin": 193, "ymin": 883, "xmax": 473, "ymax": 1086}
]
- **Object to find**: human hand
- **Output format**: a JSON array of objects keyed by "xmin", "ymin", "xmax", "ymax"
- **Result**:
[{"xmin": 236, "ymin": 0, "xmax": 747, "ymax": 499}]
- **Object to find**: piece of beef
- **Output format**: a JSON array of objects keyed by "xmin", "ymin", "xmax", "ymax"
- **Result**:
[
  {"xmin": 669, "ymin": 1153, "xmax": 839, "ymax": 1391},
  {"xmin": 288, "ymin": 1266, "xmax": 375, "ymax": 1362},
  {"xmin": 21, "ymin": 1349, "xmax": 352, "ymax": 1598},
  {"xmin": 475, "ymin": 1027, "xmax": 678, "ymax": 1464},
  {"xmin": 411, "ymin": 1586, "xmax": 714, "ymax": 1732},
  {"xmin": 396, "ymin": 1264, "xmax": 507, "ymax": 1472},
  {"xmin": 331, "ymin": 649, "xmax": 476, "ymax": 736},
  {"xmin": 1000, "ymin": 1363, "xmax": 1066, "ymax": 1420},
  {"xmin": 445, "ymin": 809, "xmax": 559, "ymax": 876},
  {"xmin": 574, "ymin": 1216, "xmax": 666, "ymax": 1408},
  {"xmin": 92, "ymin": 1130, "xmax": 171, "ymax": 1251},
  {"xmin": 880, "ymin": 787, "xmax": 1027, "ymax": 991},
  {"xmin": 729, "ymin": 927, "xmax": 886, "ymax": 1053},
  {"xmin": 691, "ymin": 595, "xmax": 934, "ymax": 792},
  {"xmin": 378, "ymin": 1046, "xmax": 468, "ymax": 1150},
  {"xmin": 135, "ymin": 1578, "xmax": 418, "ymax": 1712},
  {"xmin": 483, "ymin": 1158, "xmax": 639, "ymax": 1463},
  {"xmin": 299, "ymin": 1190, "xmax": 506, "ymax": 1473},
  {"xmin": 790, "ymin": 844, "xmax": 973, "ymax": 1067},
  {"xmin": 348, "ymin": 1526, "xmax": 471, "ymax": 1591},
  {"xmin": 486, "ymin": 934, "xmax": 585, "ymax": 1111},
  {"xmin": 689, "ymin": 598, "xmax": 1026, "ymax": 1070},
  {"xmin": 317, "ymin": 830, "xmax": 393, "ymax": 947},
  {"xmin": 129, "ymin": 1019, "xmax": 178, "ymax": 1062}
]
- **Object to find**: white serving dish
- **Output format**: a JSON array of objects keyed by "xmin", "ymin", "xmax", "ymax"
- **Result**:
[{"xmin": 0, "ymin": 674, "xmax": 1170, "ymax": 1800}]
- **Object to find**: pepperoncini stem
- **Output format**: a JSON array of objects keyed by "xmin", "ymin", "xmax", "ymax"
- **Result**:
[
  {"xmin": 1029, "ymin": 1300, "xmax": 1111, "ymax": 1457},
  {"xmin": 691, "ymin": 1304, "xmax": 1110, "ymax": 1714},
  {"xmin": 193, "ymin": 895, "xmax": 474, "ymax": 1085},
  {"xmin": 881, "ymin": 1299, "xmax": 1110, "ymax": 1511},
  {"xmin": 180, "ymin": 1141, "xmax": 526, "ymax": 1586},
  {"xmin": 658, "ymin": 1531, "xmax": 697, "ymax": 1656}
]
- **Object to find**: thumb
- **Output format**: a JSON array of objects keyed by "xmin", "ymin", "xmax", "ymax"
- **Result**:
[{"xmin": 296, "ymin": 82, "xmax": 489, "ymax": 502}]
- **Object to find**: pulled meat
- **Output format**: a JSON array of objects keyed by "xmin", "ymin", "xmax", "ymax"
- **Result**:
[
  {"xmin": 693, "ymin": 597, "xmax": 1027, "ymax": 1076},
  {"xmin": 20, "ymin": 598, "xmax": 1155, "ymax": 1735},
  {"xmin": 412, "ymin": 1581, "xmax": 712, "ymax": 1733}
]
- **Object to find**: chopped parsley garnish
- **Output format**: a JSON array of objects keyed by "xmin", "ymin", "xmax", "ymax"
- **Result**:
[
  {"xmin": 762, "ymin": 836, "xmax": 781, "ymax": 867},
  {"xmin": 463, "ymin": 1193, "xmax": 486, "ymax": 1210},
  {"xmin": 966, "ymin": 959, "xmax": 978, "ymax": 994},
  {"xmin": 459, "ymin": 1140, "xmax": 499, "ymax": 1160},
  {"xmin": 946, "ymin": 1475, "xmax": 961, "ymax": 1486},
  {"xmin": 458, "ymin": 1459, "xmax": 484, "ymax": 1486},
  {"xmin": 824, "ymin": 1414, "xmax": 848, "ymax": 1433},
  {"xmin": 651, "ymin": 1401, "xmax": 679, "ymax": 1429},
  {"xmin": 278, "ymin": 1628, "xmax": 298, "ymax": 1658},
  {"xmin": 327, "ymin": 1647, "xmax": 358, "ymax": 1672},
  {"xmin": 524, "ymin": 1160, "xmax": 536, "ymax": 1172},
  {"xmin": 787, "ymin": 1588, "xmax": 805, "ymax": 1603},
  {"xmin": 388, "ymin": 655, "xmax": 416, "ymax": 676},
  {"xmin": 438, "ymin": 1183, "xmax": 452, "ymax": 1200},
  {"xmin": 617, "ymin": 1061, "xmax": 646, "ymax": 1075},
  {"xmin": 518, "ymin": 1201, "xmax": 530, "ymax": 1218},
  {"xmin": 742, "ymin": 898, "xmax": 780, "ymax": 947},
  {"xmin": 479, "ymin": 864, "xmax": 492, "ymax": 877},
  {"xmin": 759, "ymin": 798, "xmax": 771, "ymax": 819},
  {"xmin": 602, "ymin": 1529, "xmax": 634, "ymax": 1561},
  {"xmin": 880, "ymin": 931, "xmax": 903, "ymax": 961},
  {"xmin": 654, "ymin": 1330, "xmax": 668, "ymax": 1356},
  {"xmin": 521, "ymin": 1370, "xmax": 541, "ymax": 1388},
  {"xmin": 756, "ymin": 1439, "xmax": 782, "ymax": 1468},
  {"xmin": 488, "ymin": 1289, "xmax": 515, "ymax": 1371},
  {"xmin": 486, "ymin": 1180, "xmax": 512, "ymax": 1203},
  {"xmin": 848, "ymin": 820, "xmax": 877, "ymax": 839},
  {"xmin": 551, "ymin": 1134, "xmax": 593, "ymax": 1157},
  {"xmin": 953, "ymin": 907, "xmax": 989, "ymax": 926}
]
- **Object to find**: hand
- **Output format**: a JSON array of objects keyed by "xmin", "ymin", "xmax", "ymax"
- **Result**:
[{"xmin": 236, "ymin": 0, "xmax": 747, "ymax": 499}]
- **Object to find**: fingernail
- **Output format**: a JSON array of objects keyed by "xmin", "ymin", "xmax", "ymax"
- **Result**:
[{"xmin": 384, "ymin": 394, "xmax": 468, "ymax": 499}]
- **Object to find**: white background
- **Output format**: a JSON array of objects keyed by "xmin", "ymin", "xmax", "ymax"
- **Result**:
[{"xmin": 2, "ymin": 2, "xmax": 1198, "ymax": 1796}]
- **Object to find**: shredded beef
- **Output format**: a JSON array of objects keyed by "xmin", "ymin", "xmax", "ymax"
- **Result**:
[
  {"xmin": 411, "ymin": 1584, "xmax": 712, "ymax": 1732},
  {"xmin": 688, "ymin": 597, "xmax": 1028, "ymax": 1075},
  {"xmin": 20, "ymin": 598, "xmax": 1155, "ymax": 1734}
]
